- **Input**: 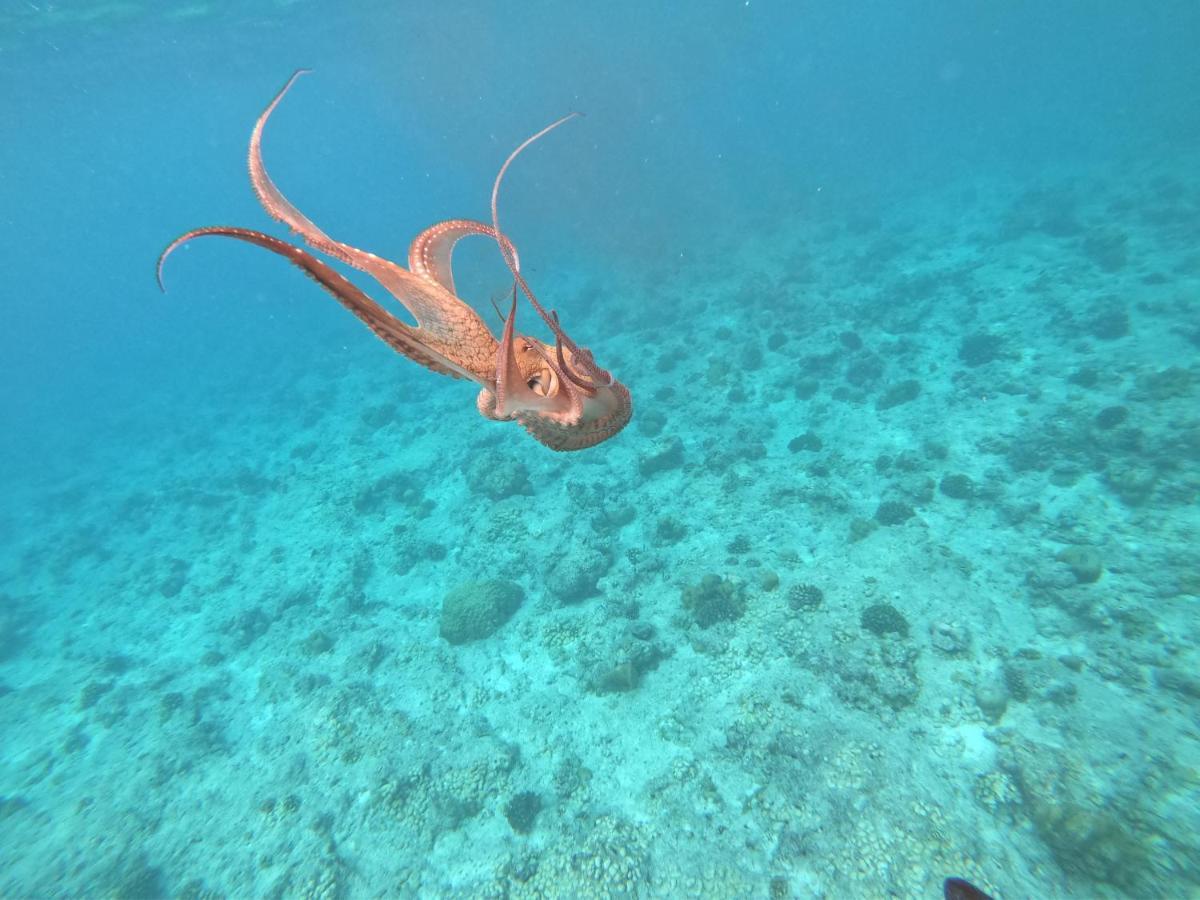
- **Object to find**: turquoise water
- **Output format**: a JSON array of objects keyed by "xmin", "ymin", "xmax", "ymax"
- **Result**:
[{"xmin": 2, "ymin": 2, "xmax": 1198, "ymax": 896}]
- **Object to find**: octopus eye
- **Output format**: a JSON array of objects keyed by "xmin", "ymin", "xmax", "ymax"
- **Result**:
[{"xmin": 526, "ymin": 366, "xmax": 558, "ymax": 397}]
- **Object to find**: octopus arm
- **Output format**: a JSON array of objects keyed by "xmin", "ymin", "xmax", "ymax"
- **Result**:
[
  {"xmin": 157, "ymin": 227, "xmax": 478, "ymax": 382},
  {"xmin": 247, "ymin": 71, "xmax": 498, "ymax": 379}
]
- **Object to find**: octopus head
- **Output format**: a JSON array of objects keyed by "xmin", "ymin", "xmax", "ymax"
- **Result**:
[{"xmin": 480, "ymin": 318, "xmax": 631, "ymax": 451}]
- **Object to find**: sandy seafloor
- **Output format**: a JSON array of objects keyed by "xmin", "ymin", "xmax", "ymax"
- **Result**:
[{"xmin": 1, "ymin": 151, "xmax": 1199, "ymax": 899}]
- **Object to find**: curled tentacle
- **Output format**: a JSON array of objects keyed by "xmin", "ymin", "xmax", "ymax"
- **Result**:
[
  {"xmin": 408, "ymin": 219, "xmax": 522, "ymax": 295},
  {"xmin": 489, "ymin": 113, "xmax": 579, "ymax": 274},
  {"xmin": 487, "ymin": 112, "xmax": 615, "ymax": 390}
]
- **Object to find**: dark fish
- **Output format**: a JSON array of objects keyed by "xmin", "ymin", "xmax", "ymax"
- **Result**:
[{"xmin": 944, "ymin": 877, "xmax": 994, "ymax": 900}]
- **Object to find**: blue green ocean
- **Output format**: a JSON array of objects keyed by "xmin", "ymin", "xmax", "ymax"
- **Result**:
[{"xmin": 1, "ymin": 2, "xmax": 1198, "ymax": 897}]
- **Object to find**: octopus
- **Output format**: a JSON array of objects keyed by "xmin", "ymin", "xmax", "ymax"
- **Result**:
[{"xmin": 157, "ymin": 70, "xmax": 631, "ymax": 451}]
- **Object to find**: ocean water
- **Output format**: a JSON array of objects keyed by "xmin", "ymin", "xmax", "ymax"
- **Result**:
[{"xmin": 1, "ymin": 1, "xmax": 1198, "ymax": 896}]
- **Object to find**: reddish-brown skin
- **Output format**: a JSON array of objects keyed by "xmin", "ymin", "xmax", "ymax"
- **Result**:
[{"xmin": 158, "ymin": 70, "xmax": 631, "ymax": 451}]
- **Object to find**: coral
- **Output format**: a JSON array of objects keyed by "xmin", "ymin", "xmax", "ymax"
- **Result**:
[
  {"xmin": 158, "ymin": 557, "xmax": 189, "ymax": 598},
  {"xmin": 653, "ymin": 516, "xmax": 688, "ymax": 546},
  {"xmin": 595, "ymin": 661, "xmax": 639, "ymax": 693},
  {"xmin": 738, "ymin": 342, "xmax": 764, "ymax": 370},
  {"xmin": 1081, "ymin": 231, "xmax": 1128, "ymax": 272},
  {"xmin": 439, "ymin": 580, "xmax": 524, "ymax": 644},
  {"xmin": 861, "ymin": 602, "xmax": 909, "ymax": 637},
  {"xmin": 638, "ymin": 436, "xmax": 684, "ymax": 476},
  {"xmin": 0, "ymin": 598, "xmax": 30, "ymax": 662},
  {"xmin": 466, "ymin": 456, "xmax": 532, "ymax": 500},
  {"xmin": 585, "ymin": 620, "xmax": 671, "ymax": 694},
  {"xmin": 360, "ymin": 401, "xmax": 398, "ymax": 430},
  {"xmin": 1154, "ymin": 667, "xmax": 1200, "ymax": 699},
  {"xmin": 590, "ymin": 501, "xmax": 636, "ymax": 536},
  {"xmin": 655, "ymin": 347, "xmax": 684, "ymax": 372},
  {"xmin": 637, "ymin": 407, "xmax": 666, "ymax": 437},
  {"xmin": 225, "ymin": 606, "xmax": 273, "ymax": 648},
  {"xmin": 923, "ymin": 440, "xmax": 948, "ymax": 460},
  {"xmin": 848, "ymin": 517, "xmax": 878, "ymax": 542},
  {"xmin": 107, "ymin": 857, "xmax": 167, "ymax": 900},
  {"xmin": 177, "ymin": 879, "xmax": 224, "ymax": 900},
  {"xmin": 504, "ymin": 791, "xmax": 542, "ymax": 834},
  {"xmin": 876, "ymin": 378, "xmax": 921, "ymax": 410},
  {"xmin": 845, "ymin": 354, "xmax": 884, "ymax": 387},
  {"xmin": 833, "ymin": 639, "xmax": 920, "ymax": 712},
  {"xmin": 378, "ymin": 745, "xmax": 516, "ymax": 852},
  {"xmin": 1000, "ymin": 649, "xmax": 1078, "ymax": 706},
  {"xmin": 301, "ymin": 630, "xmax": 335, "ymax": 655},
  {"xmin": 786, "ymin": 431, "xmax": 822, "ymax": 452},
  {"xmin": 794, "ymin": 377, "xmax": 820, "ymax": 399},
  {"xmin": 1094, "ymin": 405, "xmax": 1128, "ymax": 430},
  {"xmin": 974, "ymin": 672, "xmax": 1009, "ymax": 722},
  {"xmin": 552, "ymin": 755, "xmax": 593, "ymax": 803},
  {"xmin": 78, "ymin": 680, "xmax": 114, "ymax": 711},
  {"xmin": 706, "ymin": 358, "xmax": 732, "ymax": 386},
  {"xmin": 939, "ymin": 473, "xmax": 975, "ymax": 499},
  {"xmin": 545, "ymin": 546, "xmax": 610, "ymax": 603},
  {"xmin": 726, "ymin": 534, "xmax": 752, "ymax": 555},
  {"xmin": 514, "ymin": 815, "xmax": 649, "ymax": 896},
  {"xmin": 681, "ymin": 575, "xmax": 746, "ymax": 628},
  {"xmin": 1133, "ymin": 366, "xmax": 1194, "ymax": 401},
  {"xmin": 929, "ymin": 621, "xmax": 971, "ymax": 655},
  {"xmin": 787, "ymin": 583, "xmax": 824, "ymax": 611},
  {"xmin": 957, "ymin": 333, "xmax": 1004, "ymax": 367},
  {"xmin": 896, "ymin": 476, "xmax": 935, "ymax": 509},
  {"xmin": 1056, "ymin": 545, "xmax": 1103, "ymax": 583},
  {"xmin": 1087, "ymin": 303, "xmax": 1130, "ymax": 339},
  {"xmin": 158, "ymin": 691, "xmax": 184, "ymax": 723},
  {"xmin": 1068, "ymin": 366, "xmax": 1099, "ymax": 387},
  {"xmin": 874, "ymin": 500, "xmax": 914, "ymax": 526},
  {"xmin": 1104, "ymin": 463, "xmax": 1157, "ymax": 506},
  {"xmin": 101, "ymin": 654, "xmax": 133, "ymax": 676},
  {"xmin": 998, "ymin": 736, "xmax": 1177, "ymax": 894},
  {"xmin": 353, "ymin": 470, "xmax": 431, "ymax": 514}
]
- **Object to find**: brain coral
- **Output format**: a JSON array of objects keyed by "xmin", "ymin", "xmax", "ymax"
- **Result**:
[{"xmin": 439, "ymin": 580, "xmax": 524, "ymax": 644}]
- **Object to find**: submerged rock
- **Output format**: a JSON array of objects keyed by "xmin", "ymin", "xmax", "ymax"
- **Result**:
[
  {"xmin": 929, "ymin": 621, "xmax": 971, "ymax": 656},
  {"xmin": 974, "ymin": 671, "xmax": 1010, "ymax": 722}
]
